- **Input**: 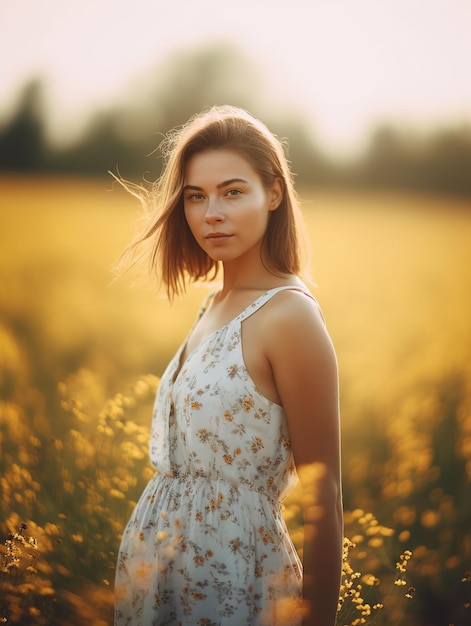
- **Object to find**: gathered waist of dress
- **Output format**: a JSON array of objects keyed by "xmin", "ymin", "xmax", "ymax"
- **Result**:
[{"xmin": 152, "ymin": 468, "xmax": 283, "ymax": 507}]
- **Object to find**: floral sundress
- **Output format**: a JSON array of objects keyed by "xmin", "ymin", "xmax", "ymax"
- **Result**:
[{"xmin": 114, "ymin": 287, "xmax": 308, "ymax": 625}]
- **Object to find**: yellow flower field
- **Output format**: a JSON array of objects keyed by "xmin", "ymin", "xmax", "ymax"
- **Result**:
[{"xmin": 1, "ymin": 177, "xmax": 470, "ymax": 625}]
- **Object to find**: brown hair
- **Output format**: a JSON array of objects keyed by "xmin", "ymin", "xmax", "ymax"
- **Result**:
[{"xmin": 115, "ymin": 105, "xmax": 308, "ymax": 299}]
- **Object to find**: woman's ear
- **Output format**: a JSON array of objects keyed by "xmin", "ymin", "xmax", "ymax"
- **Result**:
[{"xmin": 268, "ymin": 177, "xmax": 283, "ymax": 211}]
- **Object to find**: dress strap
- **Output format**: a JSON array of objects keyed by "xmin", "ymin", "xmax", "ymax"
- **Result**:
[
  {"xmin": 236, "ymin": 285, "xmax": 315, "ymax": 324},
  {"xmin": 196, "ymin": 291, "xmax": 217, "ymax": 320}
]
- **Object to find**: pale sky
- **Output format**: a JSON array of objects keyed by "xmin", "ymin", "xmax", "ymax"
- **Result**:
[{"xmin": 1, "ymin": 0, "xmax": 470, "ymax": 157}]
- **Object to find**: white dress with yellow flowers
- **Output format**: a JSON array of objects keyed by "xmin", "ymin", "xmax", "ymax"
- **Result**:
[{"xmin": 114, "ymin": 287, "xmax": 307, "ymax": 626}]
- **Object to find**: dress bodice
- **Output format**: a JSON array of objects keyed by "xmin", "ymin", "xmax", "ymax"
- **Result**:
[{"xmin": 149, "ymin": 286, "xmax": 311, "ymax": 501}]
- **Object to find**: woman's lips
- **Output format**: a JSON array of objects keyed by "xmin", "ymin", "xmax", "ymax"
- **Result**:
[{"xmin": 205, "ymin": 233, "xmax": 233, "ymax": 240}]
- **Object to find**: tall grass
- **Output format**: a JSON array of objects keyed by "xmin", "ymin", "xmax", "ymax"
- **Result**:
[{"xmin": 1, "ymin": 177, "xmax": 471, "ymax": 624}]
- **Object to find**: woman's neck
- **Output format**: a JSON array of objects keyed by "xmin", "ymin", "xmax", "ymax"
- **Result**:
[{"xmin": 217, "ymin": 264, "xmax": 300, "ymax": 300}]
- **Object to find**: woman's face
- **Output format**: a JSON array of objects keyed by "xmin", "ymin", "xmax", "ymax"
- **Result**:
[{"xmin": 183, "ymin": 149, "xmax": 281, "ymax": 266}]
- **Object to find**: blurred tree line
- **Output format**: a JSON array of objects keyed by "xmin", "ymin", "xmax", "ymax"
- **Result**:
[{"xmin": 1, "ymin": 42, "xmax": 471, "ymax": 196}]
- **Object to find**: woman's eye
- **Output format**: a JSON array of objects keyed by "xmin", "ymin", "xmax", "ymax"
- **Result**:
[{"xmin": 226, "ymin": 189, "xmax": 242, "ymax": 197}]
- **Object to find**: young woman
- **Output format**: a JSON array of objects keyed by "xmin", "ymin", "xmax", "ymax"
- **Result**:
[{"xmin": 114, "ymin": 105, "xmax": 343, "ymax": 626}]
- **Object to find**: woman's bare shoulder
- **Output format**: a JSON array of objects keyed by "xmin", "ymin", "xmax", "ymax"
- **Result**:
[
  {"xmin": 261, "ymin": 288, "xmax": 336, "ymax": 366},
  {"xmin": 266, "ymin": 287, "xmax": 326, "ymax": 330}
]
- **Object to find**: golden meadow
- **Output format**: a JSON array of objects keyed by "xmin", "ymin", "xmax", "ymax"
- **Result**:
[{"xmin": 1, "ymin": 177, "xmax": 471, "ymax": 625}]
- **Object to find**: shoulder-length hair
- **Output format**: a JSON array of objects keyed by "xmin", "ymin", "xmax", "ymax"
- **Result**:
[{"xmin": 115, "ymin": 105, "xmax": 309, "ymax": 299}]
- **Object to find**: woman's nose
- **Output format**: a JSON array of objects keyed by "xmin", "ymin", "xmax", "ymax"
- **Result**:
[{"xmin": 205, "ymin": 197, "xmax": 224, "ymax": 222}]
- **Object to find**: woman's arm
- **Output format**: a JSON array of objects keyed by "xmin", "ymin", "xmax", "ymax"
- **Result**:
[{"xmin": 265, "ymin": 290, "xmax": 343, "ymax": 626}]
